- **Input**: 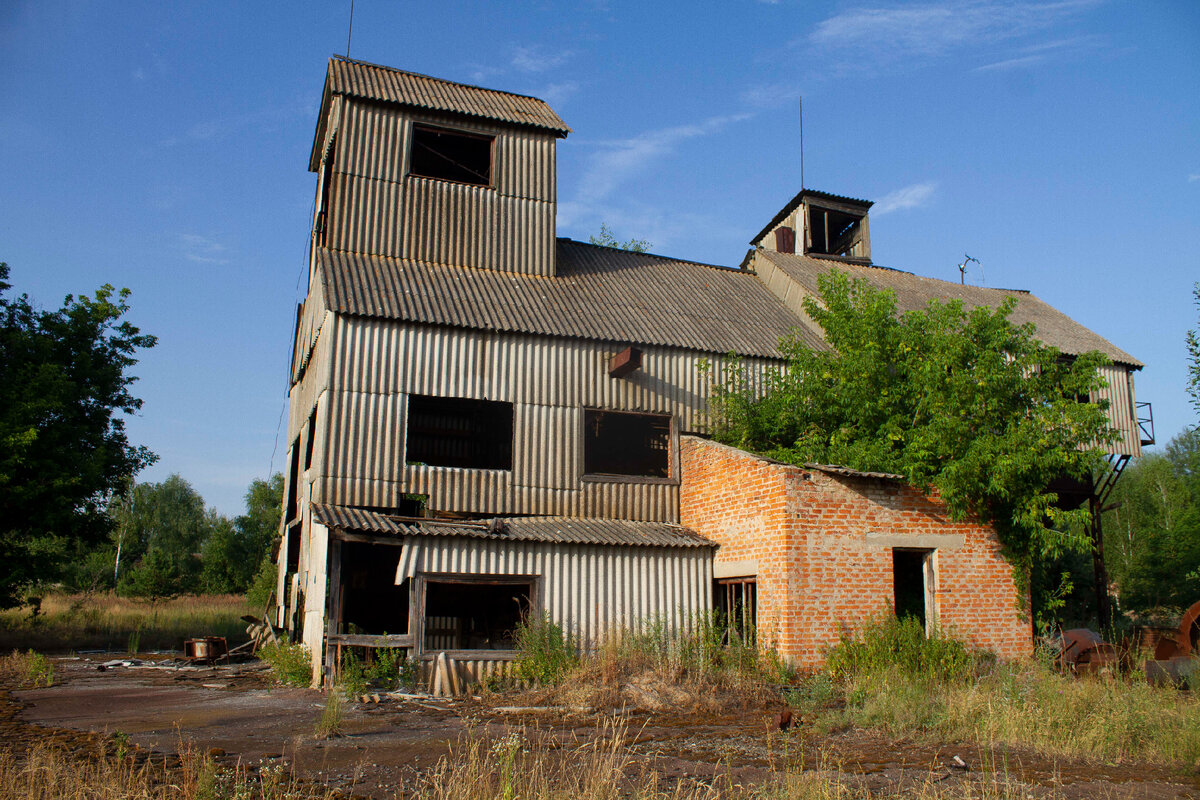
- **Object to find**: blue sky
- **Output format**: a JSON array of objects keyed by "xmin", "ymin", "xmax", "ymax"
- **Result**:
[{"xmin": 2, "ymin": 1, "xmax": 1197, "ymax": 516}]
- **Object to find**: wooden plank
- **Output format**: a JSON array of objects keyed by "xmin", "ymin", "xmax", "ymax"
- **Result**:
[{"xmin": 326, "ymin": 633, "xmax": 415, "ymax": 648}]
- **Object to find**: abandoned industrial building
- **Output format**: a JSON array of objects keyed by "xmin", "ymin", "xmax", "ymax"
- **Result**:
[{"xmin": 274, "ymin": 56, "xmax": 1152, "ymax": 686}]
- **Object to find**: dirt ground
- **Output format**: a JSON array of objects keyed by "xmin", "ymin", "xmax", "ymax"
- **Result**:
[{"xmin": 8, "ymin": 655, "xmax": 1200, "ymax": 799}]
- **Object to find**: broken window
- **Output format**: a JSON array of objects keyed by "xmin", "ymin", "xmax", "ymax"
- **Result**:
[
  {"xmin": 583, "ymin": 409, "xmax": 671, "ymax": 478},
  {"xmin": 423, "ymin": 578, "xmax": 532, "ymax": 651},
  {"xmin": 406, "ymin": 395, "xmax": 514, "ymax": 470},
  {"xmin": 285, "ymin": 442, "xmax": 301, "ymax": 522},
  {"xmin": 715, "ymin": 577, "xmax": 757, "ymax": 642},
  {"xmin": 337, "ymin": 542, "xmax": 410, "ymax": 635},
  {"xmin": 893, "ymin": 549, "xmax": 934, "ymax": 632},
  {"xmin": 409, "ymin": 125, "xmax": 493, "ymax": 186},
  {"xmin": 304, "ymin": 405, "xmax": 318, "ymax": 471},
  {"xmin": 314, "ymin": 135, "xmax": 336, "ymax": 246},
  {"xmin": 285, "ymin": 523, "xmax": 301, "ymax": 572},
  {"xmin": 806, "ymin": 203, "xmax": 867, "ymax": 259}
]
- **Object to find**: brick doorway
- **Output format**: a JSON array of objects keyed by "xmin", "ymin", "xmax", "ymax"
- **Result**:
[{"xmin": 892, "ymin": 549, "xmax": 935, "ymax": 632}]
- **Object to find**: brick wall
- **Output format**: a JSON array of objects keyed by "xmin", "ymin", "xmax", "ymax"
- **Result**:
[{"xmin": 680, "ymin": 436, "xmax": 1031, "ymax": 666}]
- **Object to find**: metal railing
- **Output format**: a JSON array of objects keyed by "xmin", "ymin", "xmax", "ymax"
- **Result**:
[{"xmin": 1136, "ymin": 401, "xmax": 1155, "ymax": 447}]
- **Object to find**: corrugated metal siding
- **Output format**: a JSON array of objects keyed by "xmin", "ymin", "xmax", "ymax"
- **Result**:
[
  {"xmin": 288, "ymin": 311, "xmax": 333, "ymax": 442},
  {"xmin": 317, "ymin": 318, "xmax": 775, "ymax": 519},
  {"xmin": 337, "ymin": 103, "xmax": 556, "ymax": 202},
  {"xmin": 1096, "ymin": 364, "xmax": 1141, "ymax": 457},
  {"xmin": 411, "ymin": 536, "xmax": 712, "ymax": 647},
  {"xmin": 327, "ymin": 57, "xmax": 570, "ymax": 136}
]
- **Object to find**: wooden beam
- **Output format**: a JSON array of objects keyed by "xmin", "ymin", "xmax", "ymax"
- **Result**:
[{"xmin": 608, "ymin": 346, "xmax": 642, "ymax": 379}]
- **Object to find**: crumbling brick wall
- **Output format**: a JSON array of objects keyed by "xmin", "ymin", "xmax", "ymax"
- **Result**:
[{"xmin": 680, "ymin": 436, "xmax": 1031, "ymax": 666}]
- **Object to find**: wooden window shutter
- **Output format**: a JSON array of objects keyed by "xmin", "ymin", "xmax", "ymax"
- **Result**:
[{"xmin": 775, "ymin": 226, "xmax": 796, "ymax": 254}]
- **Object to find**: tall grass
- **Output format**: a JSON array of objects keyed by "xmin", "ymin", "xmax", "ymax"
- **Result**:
[
  {"xmin": 816, "ymin": 615, "xmax": 1200, "ymax": 766},
  {"xmin": 516, "ymin": 613, "xmax": 793, "ymax": 709},
  {"xmin": 0, "ymin": 592, "xmax": 253, "ymax": 653},
  {"xmin": 0, "ymin": 650, "xmax": 54, "ymax": 688}
]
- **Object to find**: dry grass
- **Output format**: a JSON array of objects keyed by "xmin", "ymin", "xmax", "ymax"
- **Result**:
[{"xmin": 0, "ymin": 592, "xmax": 253, "ymax": 653}]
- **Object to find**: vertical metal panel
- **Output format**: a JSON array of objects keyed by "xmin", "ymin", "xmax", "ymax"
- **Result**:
[
  {"xmin": 410, "ymin": 536, "xmax": 713, "ymax": 649},
  {"xmin": 1095, "ymin": 364, "xmax": 1140, "ymax": 456},
  {"xmin": 321, "ymin": 317, "xmax": 778, "ymax": 516},
  {"xmin": 328, "ymin": 101, "xmax": 556, "ymax": 274},
  {"xmin": 514, "ymin": 404, "xmax": 578, "ymax": 490}
]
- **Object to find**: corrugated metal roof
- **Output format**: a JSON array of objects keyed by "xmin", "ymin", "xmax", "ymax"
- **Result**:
[
  {"xmin": 805, "ymin": 463, "xmax": 905, "ymax": 480},
  {"xmin": 752, "ymin": 188, "xmax": 873, "ymax": 246},
  {"xmin": 311, "ymin": 503, "xmax": 715, "ymax": 548},
  {"xmin": 326, "ymin": 57, "xmax": 571, "ymax": 136},
  {"xmin": 757, "ymin": 250, "xmax": 1142, "ymax": 367},
  {"xmin": 318, "ymin": 240, "xmax": 823, "ymax": 359}
]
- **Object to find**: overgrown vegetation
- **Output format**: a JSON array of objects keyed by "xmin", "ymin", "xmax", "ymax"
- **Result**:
[
  {"xmin": 515, "ymin": 613, "xmax": 792, "ymax": 710},
  {"xmin": 589, "ymin": 223, "xmax": 652, "ymax": 253},
  {"xmin": 0, "ymin": 650, "xmax": 54, "ymax": 688},
  {"xmin": 710, "ymin": 269, "xmax": 1115, "ymax": 610},
  {"xmin": 809, "ymin": 616, "xmax": 1200, "ymax": 766},
  {"xmin": 0, "ymin": 592, "xmax": 252, "ymax": 652},
  {"xmin": 338, "ymin": 646, "xmax": 419, "ymax": 696},
  {"xmin": 258, "ymin": 641, "xmax": 312, "ymax": 687}
]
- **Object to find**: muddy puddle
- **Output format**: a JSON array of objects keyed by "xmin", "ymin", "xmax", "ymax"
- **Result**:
[{"xmin": 8, "ymin": 655, "xmax": 1200, "ymax": 799}]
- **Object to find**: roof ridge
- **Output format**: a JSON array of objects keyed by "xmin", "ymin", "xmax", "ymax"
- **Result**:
[
  {"xmin": 330, "ymin": 54, "xmax": 550, "ymax": 104},
  {"xmin": 558, "ymin": 237, "xmax": 744, "ymax": 275}
]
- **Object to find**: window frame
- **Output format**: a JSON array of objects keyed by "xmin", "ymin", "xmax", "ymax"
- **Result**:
[
  {"xmin": 407, "ymin": 123, "xmax": 496, "ymax": 188},
  {"xmin": 579, "ymin": 408, "xmax": 677, "ymax": 484},
  {"xmin": 413, "ymin": 572, "xmax": 541, "ymax": 658},
  {"xmin": 404, "ymin": 394, "xmax": 515, "ymax": 472}
]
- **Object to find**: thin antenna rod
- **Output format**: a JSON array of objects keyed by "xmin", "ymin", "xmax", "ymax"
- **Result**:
[
  {"xmin": 799, "ymin": 96, "xmax": 805, "ymax": 190},
  {"xmin": 346, "ymin": 0, "xmax": 355, "ymax": 60}
]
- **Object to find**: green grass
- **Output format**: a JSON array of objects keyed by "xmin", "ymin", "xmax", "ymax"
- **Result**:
[
  {"xmin": 814, "ymin": 615, "xmax": 1200, "ymax": 766},
  {"xmin": 0, "ymin": 592, "xmax": 253, "ymax": 653}
]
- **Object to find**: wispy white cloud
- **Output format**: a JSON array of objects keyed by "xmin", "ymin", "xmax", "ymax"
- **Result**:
[
  {"xmin": 1189, "ymin": 173, "xmax": 1200, "ymax": 183},
  {"xmin": 511, "ymin": 45, "xmax": 573, "ymax": 73},
  {"xmin": 809, "ymin": 0, "xmax": 1102, "ymax": 72},
  {"xmin": 574, "ymin": 114, "xmax": 752, "ymax": 206},
  {"xmin": 873, "ymin": 182, "xmax": 937, "ymax": 215},
  {"xmin": 536, "ymin": 81, "xmax": 579, "ymax": 107},
  {"xmin": 740, "ymin": 81, "xmax": 802, "ymax": 109},
  {"xmin": 179, "ymin": 234, "xmax": 229, "ymax": 265}
]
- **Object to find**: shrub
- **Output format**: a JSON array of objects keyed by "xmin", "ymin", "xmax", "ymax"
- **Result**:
[
  {"xmin": 258, "ymin": 642, "xmax": 311, "ymax": 686},
  {"xmin": 824, "ymin": 614, "xmax": 975, "ymax": 685},
  {"xmin": 0, "ymin": 649, "xmax": 54, "ymax": 688},
  {"xmin": 514, "ymin": 615, "xmax": 579, "ymax": 686}
]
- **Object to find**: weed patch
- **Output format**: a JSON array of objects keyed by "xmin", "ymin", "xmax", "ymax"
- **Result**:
[
  {"xmin": 0, "ymin": 650, "xmax": 54, "ymax": 688},
  {"xmin": 259, "ymin": 641, "xmax": 312, "ymax": 687}
]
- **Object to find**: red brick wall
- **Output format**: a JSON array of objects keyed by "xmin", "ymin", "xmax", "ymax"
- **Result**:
[{"xmin": 680, "ymin": 436, "xmax": 1031, "ymax": 666}]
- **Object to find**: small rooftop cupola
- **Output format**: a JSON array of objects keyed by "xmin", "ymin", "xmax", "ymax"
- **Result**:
[{"xmin": 751, "ymin": 189, "xmax": 873, "ymax": 264}]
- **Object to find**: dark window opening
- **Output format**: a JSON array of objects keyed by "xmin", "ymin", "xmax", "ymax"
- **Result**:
[
  {"xmin": 285, "ymin": 443, "xmax": 301, "ymax": 522},
  {"xmin": 893, "ymin": 549, "xmax": 933, "ymax": 630},
  {"xmin": 715, "ymin": 578, "xmax": 757, "ymax": 643},
  {"xmin": 315, "ymin": 137, "xmax": 336, "ymax": 245},
  {"xmin": 304, "ymin": 406, "xmax": 318, "ymax": 471},
  {"xmin": 285, "ymin": 523, "xmax": 301, "ymax": 572},
  {"xmin": 423, "ymin": 579, "xmax": 532, "ymax": 650},
  {"xmin": 807, "ymin": 204, "xmax": 866, "ymax": 258},
  {"xmin": 338, "ymin": 542, "xmax": 410, "ymax": 635},
  {"xmin": 774, "ymin": 226, "xmax": 796, "ymax": 254},
  {"xmin": 406, "ymin": 395, "xmax": 513, "ymax": 470},
  {"xmin": 584, "ymin": 409, "xmax": 670, "ymax": 478},
  {"xmin": 409, "ymin": 125, "xmax": 493, "ymax": 186}
]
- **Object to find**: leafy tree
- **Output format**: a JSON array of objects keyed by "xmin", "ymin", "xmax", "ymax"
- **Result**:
[
  {"xmin": 201, "ymin": 474, "xmax": 283, "ymax": 595},
  {"xmin": 1103, "ymin": 427, "xmax": 1200, "ymax": 615},
  {"xmin": 113, "ymin": 474, "xmax": 209, "ymax": 596},
  {"xmin": 0, "ymin": 263, "xmax": 156, "ymax": 608},
  {"xmin": 589, "ymin": 223, "xmax": 652, "ymax": 253},
  {"xmin": 711, "ymin": 269, "xmax": 1115, "ymax": 590},
  {"xmin": 1187, "ymin": 282, "xmax": 1199, "ymax": 419}
]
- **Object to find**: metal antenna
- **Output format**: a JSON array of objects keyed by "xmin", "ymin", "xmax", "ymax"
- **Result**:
[
  {"xmin": 346, "ymin": 0, "xmax": 355, "ymax": 60},
  {"xmin": 957, "ymin": 253, "xmax": 981, "ymax": 285},
  {"xmin": 799, "ymin": 96, "xmax": 805, "ymax": 190}
]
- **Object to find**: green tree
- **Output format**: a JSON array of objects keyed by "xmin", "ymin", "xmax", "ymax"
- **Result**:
[
  {"xmin": 589, "ymin": 223, "xmax": 652, "ymax": 253},
  {"xmin": 1186, "ymin": 282, "xmax": 1199, "ymax": 419},
  {"xmin": 113, "ymin": 474, "xmax": 209, "ymax": 597},
  {"xmin": 1103, "ymin": 427, "xmax": 1200, "ymax": 615},
  {"xmin": 0, "ymin": 263, "xmax": 156, "ymax": 608},
  {"xmin": 711, "ymin": 269, "xmax": 1114, "ymax": 588},
  {"xmin": 201, "ymin": 474, "xmax": 283, "ymax": 595}
]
